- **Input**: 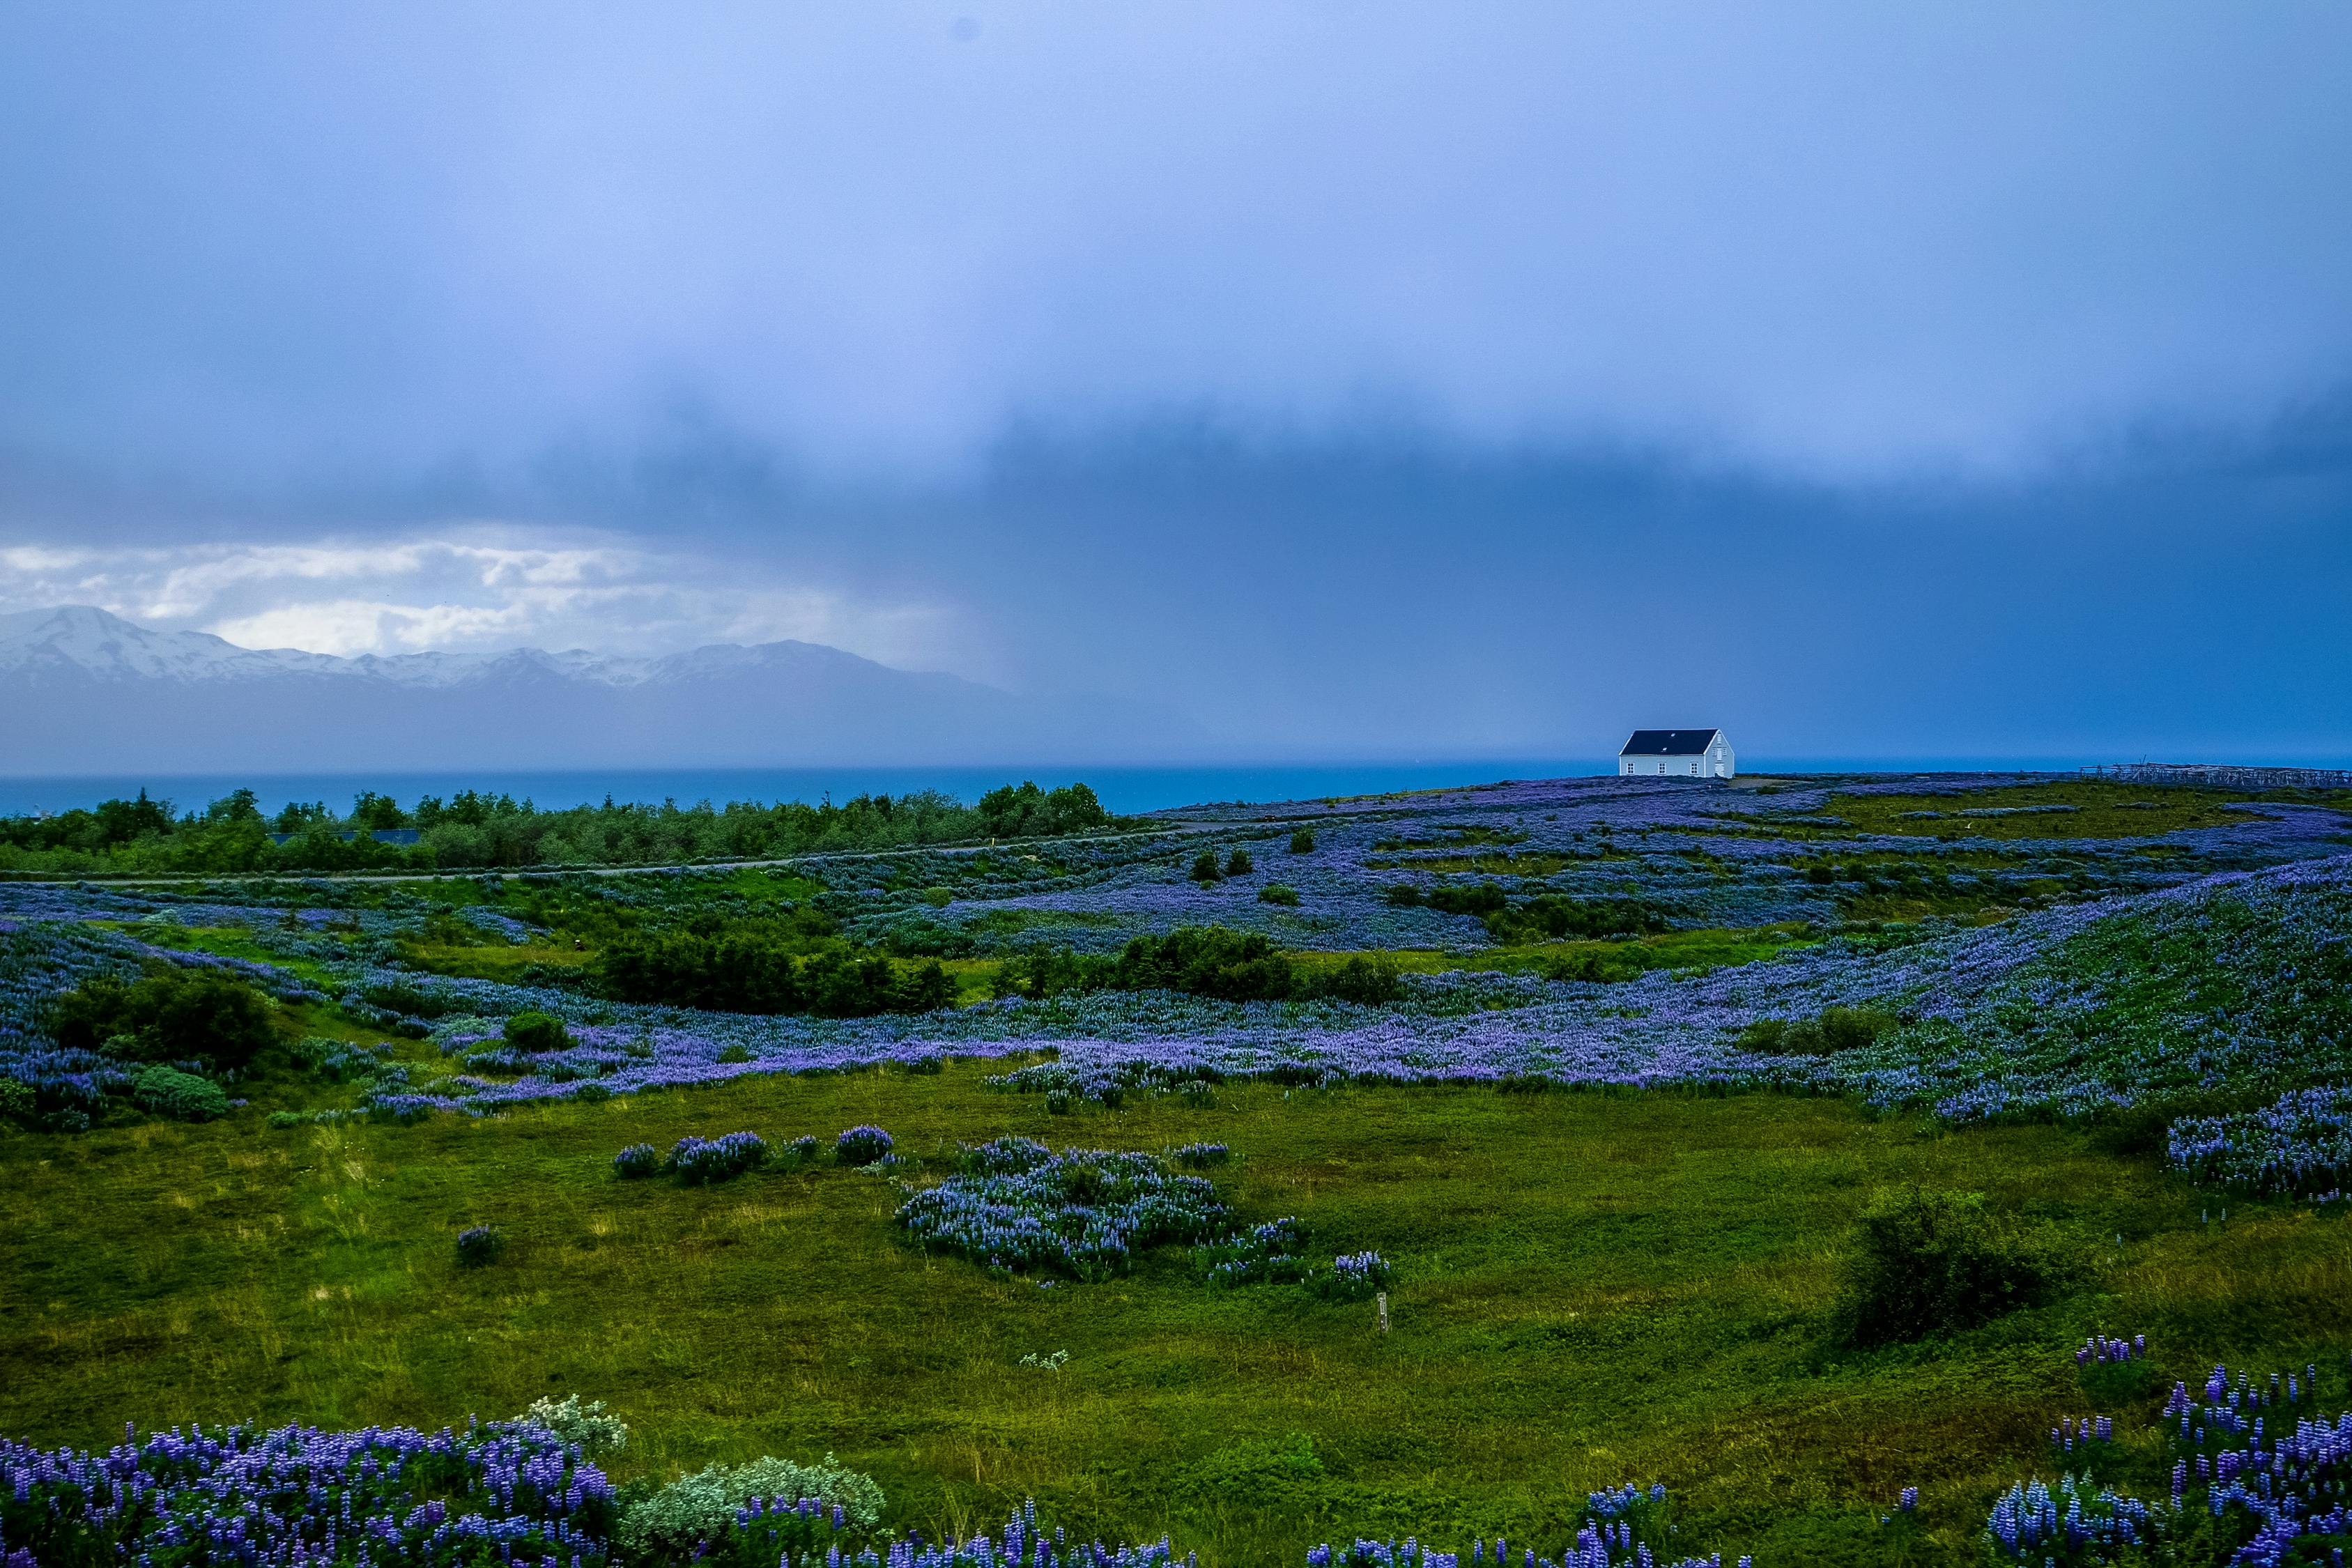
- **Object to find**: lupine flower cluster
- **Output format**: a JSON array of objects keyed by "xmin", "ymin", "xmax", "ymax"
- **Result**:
[
  {"xmin": 0, "ymin": 1416, "xmax": 1206, "ymax": 1568},
  {"xmin": 668, "ymin": 1132, "xmax": 769, "ymax": 1184},
  {"xmin": 2169, "ymin": 1086, "xmax": 2352, "ymax": 1199},
  {"xmin": 2078, "ymin": 1334, "xmax": 2145, "ymax": 1366},
  {"xmin": 1314, "ymin": 1251, "xmax": 1394, "ymax": 1301},
  {"xmin": 1985, "ymin": 1356, "xmax": 2352, "ymax": 1565},
  {"xmin": 1194, "ymin": 1217, "xmax": 1314, "ymax": 1288},
  {"xmin": 1169, "ymin": 1142, "xmax": 1231, "ymax": 1168},
  {"xmin": 1305, "ymin": 1483, "xmax": 1755, "ymax": 1568},
  {"xmin": 613, "ymin": 1142, "xmax": 662, "ymax": 1178},
  {"xmin": 836, "ymin": 1125, "xmax": 894, "ymax": 1167},
  {"xmin": 0, "ymin": 1417, "xmax": 615, "ymax": 1568},
  {"xmin": 1984, "ymin": 1474, "xmax": 2159, "ymax": 1560},
  {"xmin": 894, "ymin": 1138, "xmax": 1230, "ymax": 1280}
]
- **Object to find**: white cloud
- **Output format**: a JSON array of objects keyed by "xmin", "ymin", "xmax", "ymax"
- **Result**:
[{"xmin": 0, "ymin": 528, "xmax": 978, "ymax": 675}]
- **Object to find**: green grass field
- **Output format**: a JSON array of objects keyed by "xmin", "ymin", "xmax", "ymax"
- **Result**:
[{"xmin": 6, "ymin": 1067, "xmax": 2348, "ymax": 1567}]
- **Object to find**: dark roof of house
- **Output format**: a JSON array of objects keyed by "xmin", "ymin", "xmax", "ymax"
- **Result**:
[{"xmin": 1620, "ymin": 729, "xmax": 1721, "ymax": 757}]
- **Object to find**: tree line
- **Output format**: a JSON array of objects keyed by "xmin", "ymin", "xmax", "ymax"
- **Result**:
[{"xmin": 0, "ymin": 780, "xmax": 1118, "ymax": 875}]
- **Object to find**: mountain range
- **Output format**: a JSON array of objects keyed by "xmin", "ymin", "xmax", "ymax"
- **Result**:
[{"xmin": 0, "ymin": 606, "xmax": 1183, "ymax": 773}]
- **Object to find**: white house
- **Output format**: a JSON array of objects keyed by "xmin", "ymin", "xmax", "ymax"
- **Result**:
[{"xmin": 1618, "ymin": 729, "xmax": 1735, "ymax": 779}]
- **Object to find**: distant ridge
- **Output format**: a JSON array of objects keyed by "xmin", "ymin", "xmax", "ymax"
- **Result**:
[{"xmin": 0, "ymin": 606, "xmax": 1185, "ymax": 772}]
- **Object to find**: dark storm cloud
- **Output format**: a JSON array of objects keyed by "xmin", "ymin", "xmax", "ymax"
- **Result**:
[{"xmin": 0, "ymin": 4, "xmax": 2346, "ymax": 758}]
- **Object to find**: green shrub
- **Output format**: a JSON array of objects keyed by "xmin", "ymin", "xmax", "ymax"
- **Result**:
[
  {"xmin": 1289, "ymin": 829, "xmax": 1315, "ymax": 854},
  {"xmin": 518, "ymin": 1394, "xmax": 629, "ymax": 1456},
  {"xmin": 1307, "ymin": 956, "xmax": 1404, "ymax": 1006},
  {"xmin": 2085, "ymin": 1102, "xmax": 2173, "ymax": 1158},
  {"xmin": 994, "ymin": 927, "xmax": 1298, "ymax": 1004},
  {"xmin": 1384, "ymin": 883, "xmax": 1423, "ymax": 907},
  {"xmin": 131, "ymin": 1065, "xmax": 231, "ymax": 1121},
  {"xmin": 1832, "ymin": 1188, "xmax": 2071, "ymax": 1346},
  {"xmin": 0, "ymin": 1077, "xmax": 33, "ymax": 1123},
  {"xmin": 1424, "ymin": 883, "xmax": 1507, "ymax": 918},
  {"xmin": 1484, "ymin": 895, "xmax": 1667, "ymax": 944},
  {"xmin": 1225, "ymin": 849, "xmax": 1254, "ymax": 877},
  {"xmin": 1190, "ymin": 850, "xmax": 1224, "ymax": 883},
  {"xmin": 502, "ymin": 1011, "xmax": 572, "ymax": 1052},
  {"xmin": 1737, "ymin": 1006, "xmax": 1898, "ymax": 1055},
  {"xmin": 49, "ymin": 969, "xmax": 277, "ymax": 1073},
  {"xmin": 616, "ymin": 1454, "xmax": 884, "ymax": 1562},
  {"xmin": 1542, "ymin": 948, "xmax": 1649, "ymax": 984},
  {"xmin": 1259, "ymin": 884, "xmax": 1300, "ymax": 906}
]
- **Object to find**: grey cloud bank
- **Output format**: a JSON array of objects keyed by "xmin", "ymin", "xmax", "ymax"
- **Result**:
[{"xmin": 0, "ymin": 3, "xmax": 2347, "ymax": 767}]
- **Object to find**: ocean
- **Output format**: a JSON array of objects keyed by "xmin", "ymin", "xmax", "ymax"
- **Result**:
[{"xmin": 0, "ymin": 755, "xmax": 2111, "ymax": 817}]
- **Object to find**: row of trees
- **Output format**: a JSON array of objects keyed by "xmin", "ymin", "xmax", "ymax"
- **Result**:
[
  {"xmin": 590, "ymin": 928, "xmax": 955, "ymax": 1017},
  {"xmin": 992, "ymin": 925, "xmax": 1404, "ymax": 1007},
  {"xmin": 0, "ymin": 781, "xmax": 1119, "ymax": 875}
]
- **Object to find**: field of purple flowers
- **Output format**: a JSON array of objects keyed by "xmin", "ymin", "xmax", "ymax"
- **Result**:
[{"xmin": 5, "ymin": 773, "xmax": 2350, "ymax": 1152}]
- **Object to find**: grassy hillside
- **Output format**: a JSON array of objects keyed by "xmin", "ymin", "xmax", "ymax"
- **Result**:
[{"xmin": 6, "ymin": 1068, "xmax": 2348, "ymax": 1567}]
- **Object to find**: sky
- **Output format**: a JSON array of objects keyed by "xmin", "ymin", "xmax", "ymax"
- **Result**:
[{"xmin": 1, "ymin": 3, "xmax": 2348, "ymax": 762}]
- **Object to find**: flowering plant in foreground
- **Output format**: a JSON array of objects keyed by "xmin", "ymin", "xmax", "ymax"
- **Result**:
[
  {"xmin": 1306, "ymin": 1483, "xmax": 1755, "ymax": 1568},
  {"xmin": 1985, "ymin": 1352, "xmax": 2352, "ymax": 1565},
  {"xmin": 0, "ymin": 1417, "xmax": 615, "ymax": 1568}
]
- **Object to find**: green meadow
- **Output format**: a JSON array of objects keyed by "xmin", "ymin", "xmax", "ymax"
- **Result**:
[{"xmin": 6, "ymin": 1066, "xmax": 2346, "ymax": 1567}]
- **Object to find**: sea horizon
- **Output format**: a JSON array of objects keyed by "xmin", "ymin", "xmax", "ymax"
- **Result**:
[{"xmin": 0, "ymin": 754, "xmax": 2185, "ymax": 819}]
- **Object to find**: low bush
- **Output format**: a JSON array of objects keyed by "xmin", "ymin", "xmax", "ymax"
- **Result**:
[
  {"xmin": 130, "ymin": 1065, "xmax": 231, "ymax": 1121},
  {"xmin": 835, "ymin": 1125, "xmax": 894, "ymax": 1166},
  {"xmin": 1831, "ymin": 1188, "xmax": 2072, "ymax": 1346},
  {"xmin": 1190, "ymin": 850, "xmax": 1224, "ymax": 883},
  {"xmin": 1385, "ymin": 883, "xmax": 1424, "ymax": 907},
  {"xmin": 1540, "ymin": 947, "xmax": 1650, "ymax": 984},
  {"xmin": 615, "ymin": 1454, "xmax": 885, "ymax": 1564},
  {"xmin": 1737, "ymin": 1005, "xmax": 1899, "ymax": 1056},
  {"xmin": 292, "ymin": 1034, "xmax": 390, "ymax": 1083},
  {"xmin": 613, "ymin": 1142, "xmax": 662, "ymax": 1179},
  {"xmin": 455, "ymin": 1225, "xmax": 503, "ymax": 1267},
  {"xmin": 503, "ymin": 1010, "xmax": 573, "ymax": 1053},
  {"xmin": 1225, "ymin": 849, "xmax": 1254, "ymax": 877},
  {"xmin": 1289, "ymin": 828, "xmax": 1315, "ymax": 854},
  {"xmin": 0, "ymin": 1077, "xmax": 33, "ymax": 1123},
  {"xmin": 1424, "ymin": 883, "xmax": 1507, "ymax": 918},
  {"xmin": 994, "ymin": 927, "xmax": 1293, "ymax": 1004},
  {"xmin": 1484, "ymin": 895, "xmax": 1668, "ymax": 944},
  {"xmin": 518, "ymin": 1393, "xmax": 629, "ymax": 1456},
  {"xmin": 1312, "ymin": 955, "xmax": 1404, "ymax": 1006},
  {"xmin": 1259, "ymin": 884, "xmax": 1300, "ymax": 906},
  {"xmin": 594, "ymin": 923, "xmax": 954, "ymax": 1018},
  {"xmin": 670, "ymin": 1132, "xmax": 769, "ymax": 1184},
  {"xmin": 48, "ymin": 969, "xmax": 277, "ymax": 1073}
]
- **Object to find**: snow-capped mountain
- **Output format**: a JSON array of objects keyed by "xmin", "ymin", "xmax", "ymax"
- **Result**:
[{"xmin": 0, "ymin": 606, "xmax": 1179, "ymax": 771}]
